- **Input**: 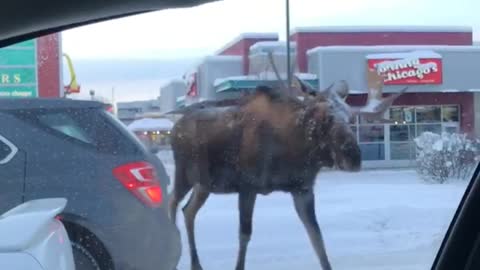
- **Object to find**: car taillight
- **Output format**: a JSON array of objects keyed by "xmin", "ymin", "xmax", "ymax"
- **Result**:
[
  {"xmin": 105, "ymin": 104, "xmax": 114, "ymax": 114},
  {"xmin": 112, "ymin": 161, "xmax": 163, "ymax": 207}
]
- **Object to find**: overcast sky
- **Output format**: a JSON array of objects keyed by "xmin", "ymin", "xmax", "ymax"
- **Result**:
[{"xmin": 60, "ymin": 0, "xmax": 479, "ymax": 102}]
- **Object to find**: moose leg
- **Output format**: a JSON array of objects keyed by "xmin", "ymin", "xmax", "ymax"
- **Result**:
[
  {"xmin": 183, "ymin": 185, "xmax": 210, "ymax": 270},
  {"xmin": 169, "ymin": 185, "xmax": 191, "ymax": 225},
  {"xmin": 292, "ymin": 189, "xmax": 332, "ymax": 270},
  {"xmin": 235, "ymin": 192, "xmax": 257, "ymax": 270},
  {"xmin": 168, "ymin": 164, "xmax": 192, "ymax": 225}
]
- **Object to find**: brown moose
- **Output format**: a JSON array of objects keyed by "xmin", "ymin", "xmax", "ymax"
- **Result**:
[{"xmin": 168, "ymin": 62, "xmax": 407, "ymax": 270}]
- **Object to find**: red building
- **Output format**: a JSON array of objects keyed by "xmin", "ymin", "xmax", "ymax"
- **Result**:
[
  {"xmin": 166, "ymin": 26, "xmax": 480, "ymax": 167},
  {"xmin": 291, "ymin": 26, "xmax": 472, "ymax": 72},
  {"xmin": 37, "ymin": 33, "xmax": 63, "ymax": 98},
  {"xmin": 217, "ymin": 33, "xmax": 278, "ymax": 74}
]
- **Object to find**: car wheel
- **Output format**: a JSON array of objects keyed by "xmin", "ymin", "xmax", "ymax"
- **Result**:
[{"xmin": 71, "ymin": 242, "xmax": 102, "ymax": 270}]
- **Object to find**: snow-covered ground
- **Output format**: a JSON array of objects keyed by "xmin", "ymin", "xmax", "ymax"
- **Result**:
[{"xmin": 157, "ymin": 151, "xmax": 469, "ymax": 270}]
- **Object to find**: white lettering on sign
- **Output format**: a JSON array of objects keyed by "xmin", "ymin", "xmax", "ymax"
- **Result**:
[
  {"xmin": 373, "ymin": 58, "xmax": 439, "ymax": 83},
  {"xmin": 0, "ymin": 74, "xmax": 22, "ymax": 84},
  {"xmin": 11, "ymin": 91, "xmax": 31, "ymax": 97}
]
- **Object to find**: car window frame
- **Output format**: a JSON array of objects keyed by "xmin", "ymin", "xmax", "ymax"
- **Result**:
[
  {"xmin": 0, "ymin": 134, "xmax": 18, "ymax": 164},
  {"xmin": 432, "ymin": 164, "xmax": 480, "ymax": 270},
  {"xmin": 9, "ymin": 108, "xmax": 98, "ymax": 151}
]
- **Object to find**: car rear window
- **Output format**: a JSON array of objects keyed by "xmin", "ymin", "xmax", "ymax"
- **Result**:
[
  {"xmin": 11, "ymin": 108, "xmax": 141, "ymax": 155},
  {"xmin": 37, "ymin": 112, "xmax": 93, "ymax": 144}
]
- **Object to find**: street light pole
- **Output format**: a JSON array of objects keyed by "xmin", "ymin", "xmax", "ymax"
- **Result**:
[{"xmin": 285, "ymin": 0, "xmax": 291, "ymax": 88}]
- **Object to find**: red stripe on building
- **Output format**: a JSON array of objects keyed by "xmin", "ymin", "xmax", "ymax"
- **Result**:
[{"xmin": 37, "ymin": 33, "xmax": 61, "ymax": 98}]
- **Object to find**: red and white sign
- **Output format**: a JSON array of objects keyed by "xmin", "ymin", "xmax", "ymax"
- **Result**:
[
  {"xmin": 185, "ymin": 71, "xmax": 198, "ymax": 97},
  {"xmin": 366, "ymin": 50, "xmax": 443, "ymax": 85}
]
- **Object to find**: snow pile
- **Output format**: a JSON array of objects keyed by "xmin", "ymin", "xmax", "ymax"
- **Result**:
[
  {"xmin": 127, "ymin": 117, "xmax": 174, "ymax": 132},
  {"xmin": 249, "ymin": 41, "xmax": 297, "ymax": 55},
  {"xmin": 414, "ymin": 131, "xmax": 479, "ymax": 183}
]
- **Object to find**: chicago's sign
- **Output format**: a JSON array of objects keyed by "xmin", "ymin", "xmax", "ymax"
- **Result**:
[{"xmin": 366, "ymin": 50, "xmax": 443, "ymax": 85}]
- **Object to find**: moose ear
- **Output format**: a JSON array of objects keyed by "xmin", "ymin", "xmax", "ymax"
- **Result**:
[
  {"xmin": 317, "ymin": 82, "xmax": 335, "ymax": 99},
  {"xmin": 291, "ymin": 75, "xmax": 318, "ymax": 101},
  {"xmin": 332, "ymin": 80, "xmax": 349, "ymax": 99},
  {"xmin": 293, "ymin": 75, "xmax": 316, "ymax": 92},
  {"xmin": 318, "ymin": 80, "xmax": 350, "ymax": 101}
]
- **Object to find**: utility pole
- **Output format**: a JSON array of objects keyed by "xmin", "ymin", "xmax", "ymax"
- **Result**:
[
  {"xmin": 285, "ymin": 0, "xmax": 291, "ymax": 88},
  {"xmin": 111, "ymin": 87, "xmax": 115, "ymax": 104},
  {"xmin": 111, "ymin": 87, "xmax": 116, "ymax": 113}
]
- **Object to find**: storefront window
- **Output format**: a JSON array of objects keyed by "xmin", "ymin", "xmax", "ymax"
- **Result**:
[
  {"xmin": 417, "ymin": 124, "xmax": 442, "ymax": 135},
  {"xmin": 360, "ymin": 143, "xmax": 385, "ymax": 161},
  {"xmin": 390, "ymin": 142, "xmax": 416, "ymax": 160},
  {"xmin": 416, "ymin": 106, "xmax": 441, "ymax": 123},
  {"xmin": 352, "ymin": 104, "xmax": 460, "ymax": 162},
  {"xmin": 359, "ymin": 125, "xmax": 384, "ymax": 142},
  {"xmin": 442, "ymin": 105, "xmax": 460, "ymax": 122},
  {"xmin": 442, "ymin": 123, "xmax": 460, "ymax": 134},
  {"xmin": 390, "ymin": 107, "xmax": 415, "ymax": 123},
  {"xmin": 390, "ymin": 124, "xmax": 415, "ymax": 141},
  {"xmin": 359, "ymin": 115, "xmax": 385, "ymax": 124}
]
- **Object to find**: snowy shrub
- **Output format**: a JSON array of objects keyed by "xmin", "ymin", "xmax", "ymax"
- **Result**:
[{"xmin": 414, "ymin": 132, "xmax": 480, "ymax": 183}]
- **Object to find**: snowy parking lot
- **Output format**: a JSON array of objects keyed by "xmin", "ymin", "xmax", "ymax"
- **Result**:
[{"xmin": 157, "ymin": 151, "xmax": 469, "ymax": 270}]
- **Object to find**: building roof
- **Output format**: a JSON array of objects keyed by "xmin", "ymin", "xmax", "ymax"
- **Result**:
[
  {"xmin": 204, "ymin": 55, "xmax": 243, "ymax": 62},
  {"xmin": 161, "ymin": 78, "xmax": 185, "ymax": 85},
  {"xmin": 307, "ymin": 45, "xmax": 480, "ymax": 56},
  {"xmin": 213, "ymin": 73, "xmax": 318, "ymax": 93},
  {"xmin": 249, "ymin": 41, "xmax": 297, "ymax": 54},
  {"xmin": 182, "ymin": 55, "xmax": 242, "ymax": 78},
  {"xmin": 215, "ymin": 32, "xmax": 279, "ymax": 55},
  {"xmin": 291, "ymin": 25, "xmax": 473, "ymax": 35}
]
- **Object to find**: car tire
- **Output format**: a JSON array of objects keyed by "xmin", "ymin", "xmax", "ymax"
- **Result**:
[
  {"xmin": 71, "ymin": 242, "xmax": 102, "ymax": 270},
  {"xmin": 62, "ymin": 221, "xmax": 114, "ymax": 270}
]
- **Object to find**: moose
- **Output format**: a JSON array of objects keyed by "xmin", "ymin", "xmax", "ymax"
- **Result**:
[{"xmin": 168, "ymin": 64, "xmax": 407, "ymax": 270}]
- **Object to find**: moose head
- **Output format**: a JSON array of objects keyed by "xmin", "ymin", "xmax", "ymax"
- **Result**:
[{"xmin": 286, "ymin": 64, "xmax": 408, "ymax": 172}]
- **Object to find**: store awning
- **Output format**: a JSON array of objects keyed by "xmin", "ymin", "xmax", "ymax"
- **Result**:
[
  {"xmin": 214, "ymin": 73, "xmax": 480, "ymax": 94},
  {"xmin": 439, "ymin": 89, "xmax": 480, "ymax": 92},
  {"xmin": 214, "ymin": 74, "xmax": 319, "ymax": 93},
  {"xmin": 176, "ymin": 95, "xmax": 186, "ymax": 108}
]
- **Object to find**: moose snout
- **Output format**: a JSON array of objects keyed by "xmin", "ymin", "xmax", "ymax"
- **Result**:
[{"xmin": 335, "ymin": 142, "xmax": 362, "ymax": 172}]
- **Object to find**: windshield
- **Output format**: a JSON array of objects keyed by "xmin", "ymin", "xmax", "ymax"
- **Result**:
[{"xmin": 0, "ymin": 1, "xmax": 478, "ymax": 270}]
